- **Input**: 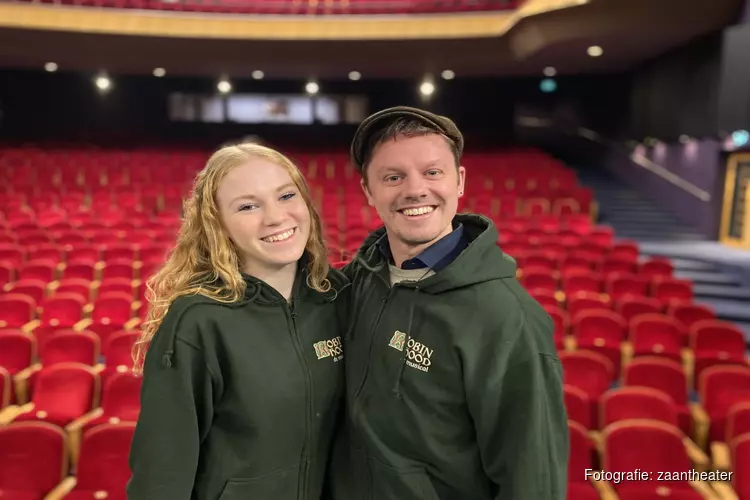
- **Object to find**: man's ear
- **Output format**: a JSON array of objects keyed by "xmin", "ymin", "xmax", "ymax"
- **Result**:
[
  {"xmin": 457, "ymin": 165, "xmax": 466, "ymax": 197},
  {"xmin": 360, "ymin": 178, "xmax": 376, "ymax": 207}
]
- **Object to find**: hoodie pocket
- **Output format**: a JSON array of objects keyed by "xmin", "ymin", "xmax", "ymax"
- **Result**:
[
  {"xmin": 368, "ymin": 458, "xmax": 440, "ymax": 500},
  {"xmin": 218, "ymin": 466, "xmax": 299, "ymax": 500}
]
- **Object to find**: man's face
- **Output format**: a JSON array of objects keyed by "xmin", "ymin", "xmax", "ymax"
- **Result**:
[{"xmin": 361, "ymin": 133, "xmax": 465, "ymax": 251}]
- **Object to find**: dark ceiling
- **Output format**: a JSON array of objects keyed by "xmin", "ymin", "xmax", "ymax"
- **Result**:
[{"xmin": 0, "ymin": 0, "xmax": 743, "ymax": 79}]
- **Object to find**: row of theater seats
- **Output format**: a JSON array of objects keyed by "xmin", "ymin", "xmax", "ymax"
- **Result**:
[
  {"xmin": 11, "ymin": 0, "xmax": 523, "ymax": 15},
  {"xmin": 1, "ymin": 146, "xmax": 748, "ymax": 499}
]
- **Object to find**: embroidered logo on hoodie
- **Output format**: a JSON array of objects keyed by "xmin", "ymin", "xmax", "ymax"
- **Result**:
[
  {"xmin": 313, "ymin": 336, "xmax": 344, "ymax": 362},
  {"xmin": 388, "ymin": 330, "xmax": 433, "ymax": 372}
]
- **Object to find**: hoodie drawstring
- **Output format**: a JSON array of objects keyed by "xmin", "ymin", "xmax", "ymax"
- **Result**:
[
  {"xmin": 392, "ymin": 284, "xmax": 420, "ymax": 400},
  {"xmin": 161, "ymin": 282, "xmax": 264, "ymax": 368}
]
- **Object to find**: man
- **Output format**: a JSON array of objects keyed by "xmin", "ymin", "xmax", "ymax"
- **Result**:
[{"xmin": 332, "ymin": 106, "xmax": 569, "ymax": 500}]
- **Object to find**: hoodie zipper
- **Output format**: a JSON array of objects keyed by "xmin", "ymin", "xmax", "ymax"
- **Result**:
[
  {"xmin": 351, "ymin": 272, "xmax": 398, "ymax": 500},
  {"xmin": 287, "ymin": 299, "xmax": 312, "ymax": 500}
]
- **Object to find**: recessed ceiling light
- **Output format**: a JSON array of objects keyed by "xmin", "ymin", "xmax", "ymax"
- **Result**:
[
  {"xmin": 441, "ymin": 70, "xmax": 455, "ymax": 80},
  {"xmin": 217, "ymin": 80, "xmax": 232, "ymax": 93},
  {"xmin": 543, "ymin": 66, "xmax": 556, "ymax": 77},
  {"xmin": 419, "ymin": 81, "xmax": 435, "ymax": 96},
  {"xmin": 44, "ymin": 62, "xmax": 58, "ymax": 72},
  {"xmin": 95, "ymin": 75, "xmax": 111, "ymax": 91},
  {"xmin": 252, "ymin": 70, "xmax": 264, "ymax": 80},
  {"xmin": 153, "ymin": 67, "xmax": 166, "ymax": 77},
  {"xmin": 305, "ymin": 81, "xmax": 320, "ymax": 95},
  {"xmin": 348, "ymin": 71, "xmax": 361, "ymax": 81},
  {"xmin": 587, "ymin": 45, "xmax": 603, "ymax": 57}
]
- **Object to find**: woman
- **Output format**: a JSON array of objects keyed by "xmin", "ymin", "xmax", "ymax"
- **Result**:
[{"xmin": 127, "ymin": 143, "xmax": 349, "ymax": 500}]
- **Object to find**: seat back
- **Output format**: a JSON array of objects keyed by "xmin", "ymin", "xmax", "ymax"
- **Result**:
[
  {"xmin": 615, "ymin": 296, "xmax": 662, "ymax": 323},
  {"xmin": 568, "ymin": 421, "xmax": 592, "ymax": 483},
  {"xmin": 75, "ymin": 423, "xmax": 136, "ymax": 492},
  {"xmin": 668, "ymin": 303, "xmax": 715, "ymax": 329},
  {"xmin": 732, "ymin": 434, "xmax": 750, "ymax": 495},
  {"xmin": 727, "ymin": 402, "xmax": 750, "ymax": 443},
  {"xmin": 600, "ymin": 387, "xmax": 678, "ymax": 428},
  {"xmin": 0, "ymin": 294, "xmax": 36, "ymax": 328},
  {"xmin": 0, "ymin": 366, "xmax": 10, "ymax": 408},
  {"xmin": 564, "ymin": 385, "xmax": 591, "ymax": 429},
  {"xmin": 699, "ymin": 365, "xmax": 750, "ymax": 418},
  {"xmin": 102, "ymin": 372, "xmax": 142, "ymax": 420},
  {"xmin": 560, "ymin": 350, "xmax": 614, "ymax": 400},
  {"xmin": 573, "ymin": 309, "xmax": 627, "ymax": 343},
  {"xmin": 690, "ymin": 320, "xmax": 746, "ymax": 356},
  {"xmin": 604, "ymin": 419, "xmax": 690, "ymax": 476},
  {"xmin": 623, "ymin": 357, "xmax": 688, "ymax": 406},
  {"xmin": 33, "ymin": 363, "xmax": 98, "ymax": 418},
  {"xmin": 630, "ymin": 314, "xmax": 683, "ymax": 352},
  {"xmin": 0, "ymin": 422, "xmax": 67, "ymax": 494},
  {"xmin": 42, "ymin": 330, "xmax": 99, "ymax": 366},
  {"xmin": 0, "ymin": 330, "xmax": 35, "ymax": 374},
  {"xmin": 106, "ymin": 330, "xmax": 140, "ymax": 368},
  {"xmin": 40, "ymin": 293, "xmax": 86, "ymax": 327},
  {"xmin": 92, "ymin": 292, "xmax": 134, "ymax": 324}
]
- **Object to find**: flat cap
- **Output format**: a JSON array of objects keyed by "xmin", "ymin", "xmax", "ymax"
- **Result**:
[{"xmin": 350, "ymin": 106, "xmax": 464, "ymax": 173}]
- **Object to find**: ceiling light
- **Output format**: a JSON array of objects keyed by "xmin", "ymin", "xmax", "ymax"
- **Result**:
[
  {"xmin": 587, "ymin": 45, "xmax": 603, "ymax": 57},
  {"xmin": 419, "ymin": 81, "xmax": 435, "ymax": 96},
  {"xmin": 95, "ymin": 75, "xmax": 111, "ymax": 91},
  {"xmin": 44, "ymin": 62, "xmax": 58, "ymax": 73},
  {"xmin": 348, "ymin": 71, "xmax": 361, "ymax": 81},
  {"xmin": 252, "ymin": 70, "xmax": 264, "ymax": 80},
  {"xmin": 543, "ymin": 66, "xmax": 556, "ymax": 77},
  {"xmin": 441, "ymin": 70, "xmax": 455, "ymax": 80},
  {"xmin": 305, "ymin": 81, "xmax": 319, "ymax": 95},
  {"xmin": 153, "ymin": 67, "xmax": 166, "ymax": 77},
  {"xmin": 217, "ymin": 80, "xmax": 232, "ymax": 93}
]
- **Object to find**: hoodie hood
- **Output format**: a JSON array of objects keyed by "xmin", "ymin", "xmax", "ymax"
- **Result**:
[{"xmin": 352, "ymin": 213, "xmax": 516, "ymax": 293}]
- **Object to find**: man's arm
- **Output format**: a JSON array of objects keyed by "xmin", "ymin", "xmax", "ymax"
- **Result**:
[{"xmin": 463, "ymin": 302, "xmax": 569, "ymax": 499}]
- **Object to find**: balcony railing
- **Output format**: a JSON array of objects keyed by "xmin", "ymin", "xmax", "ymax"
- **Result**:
[{"xmin": 5, "ymin": 0, "xmax": 523, "ymax": 14}]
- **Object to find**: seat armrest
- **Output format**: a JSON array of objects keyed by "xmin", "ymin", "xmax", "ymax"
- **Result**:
[{"xmin": 43, "ymin": 477, "xmax": 77, "ymax": 500}]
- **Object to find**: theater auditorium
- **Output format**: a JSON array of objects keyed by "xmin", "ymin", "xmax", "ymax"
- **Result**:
[{"xmin": 1, "ymin": 0, "xmax": 750, "ymax": 498}]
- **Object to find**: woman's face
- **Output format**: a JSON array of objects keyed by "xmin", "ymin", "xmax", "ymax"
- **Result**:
[{"xmin": 216, "ymin": 157, "xmax": 311, "ymax": 276}]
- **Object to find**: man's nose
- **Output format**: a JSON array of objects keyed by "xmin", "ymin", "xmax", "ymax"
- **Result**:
[{"xmin": 402, "ymin": 175, "xmax": 428, "ymax": 199}]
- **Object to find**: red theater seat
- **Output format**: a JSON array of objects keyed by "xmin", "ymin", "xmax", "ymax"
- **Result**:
[
  {"xmin": 4, "ymin": 363, "xmax": 99, "ymax": 428},
  {"xmin": 688, "ymin": 319, "xmax": 747, "ymax": 389},
  {"xmin": 599, "ymin": 386, "xmax": 679, "ymax": 429},
  {"xmin": 711, "ymin": 401, "xmax": 750, "ymax": 472},
  {"xmin": 75, "ymin": 291, "xmax": 138, "ymax": 354},
  {"xmin": 625, "ymin": 313, "xmax": 685, "ymax": 364},
  {"xmin": 0, "ymin": 422, "xmax": 70, "ymax": 500},
  {"xmin": 623, "ymin": 357, "xmax": 692, "ymax": 436},
  {"xmin": 567, "ymin": 420, "xmax": 611, "ymax": 499},
  {"xmin": 560, "ymin": 350, "xmax": 614, "ymax": 426},
  {"xmin": 60, "ymin": 423, "xmax": 136, "ymax": 500},
  {"xmin": 602, "ymin": 419, "xmax": 711, "ymax": 499},
  {"xmin": 570, "ymin": 309, "xmax": 627, "ymax": 376},
  {"xmin": 564, "ymin": 384, "xmax": 592, "ymax": 429},
  {"xmin": 0, "ymin": 294, "xmax": 36, "ymax": 329},
  {"xmin": 694, "ymin": 365, "xmax": 750, "ymax": 450},
  {"xmin": 615, "ymin": 295, "xmax": 664, "ymax": 323}
]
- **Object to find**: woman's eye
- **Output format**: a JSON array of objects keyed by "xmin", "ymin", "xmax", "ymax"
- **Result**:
[
  {"xmin": 281, "ymin": 192, "xmax": 297, "ymax": 201},
  {"xmin": 238, "ymin": 204, "xmax": 256, "ymax": 212}
]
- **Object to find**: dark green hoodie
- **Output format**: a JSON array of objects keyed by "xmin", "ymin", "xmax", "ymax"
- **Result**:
[
  {"xmin": 127, "ymin": 263, "xmax": 349, "ymax": 500},
  {"xmin": 331, "ymin": 214, "xmax": 568, "ymax": 500}
]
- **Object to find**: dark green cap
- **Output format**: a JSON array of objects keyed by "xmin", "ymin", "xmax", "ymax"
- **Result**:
[{"xmin": 350, "ymin": 105, "xmax": 464, "ymax": 173}]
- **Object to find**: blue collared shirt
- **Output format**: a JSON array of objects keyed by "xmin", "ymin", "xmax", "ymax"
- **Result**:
[{"xmin": 377, "ymin": 222, "xmax": 468, "ymax": 272}]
